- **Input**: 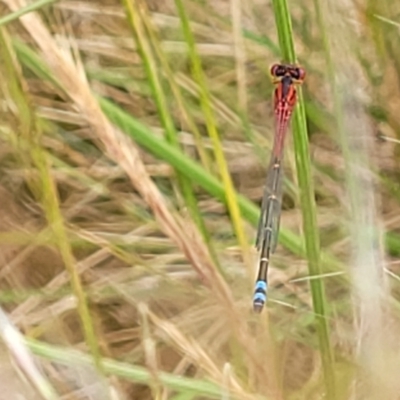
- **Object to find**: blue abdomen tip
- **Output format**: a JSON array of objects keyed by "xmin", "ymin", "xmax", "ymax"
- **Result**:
[{"xmin": 253, "ymin": 281, "xmax": 268, "ymax": 312}]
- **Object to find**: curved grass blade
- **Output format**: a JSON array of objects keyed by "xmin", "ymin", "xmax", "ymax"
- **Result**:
[
  {"xmin": 27, "ymin": 338, "xmax": 234, "ymax": 399},
  {"xmin": 0, "ymin": 0, "xmax": 56, "ymax": 27}
]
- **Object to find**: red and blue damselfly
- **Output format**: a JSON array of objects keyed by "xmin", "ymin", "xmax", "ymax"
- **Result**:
[{"xmin": 253, "ymin": 63, "xmax": 306, "ymax": 313}]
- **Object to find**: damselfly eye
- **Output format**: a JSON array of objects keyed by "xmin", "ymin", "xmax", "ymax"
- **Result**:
[
  {"xmin": 270, "ymin": 64, "xmax": 287, "ymax": 77},
  {"xmin": 289, "ymin": 67, "xmax": 306, "ymax": 81}
]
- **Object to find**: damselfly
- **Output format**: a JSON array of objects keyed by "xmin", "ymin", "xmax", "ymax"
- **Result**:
[{"xmin": 253, "ymin": 63, "xmax": 306, "ymax": 313}]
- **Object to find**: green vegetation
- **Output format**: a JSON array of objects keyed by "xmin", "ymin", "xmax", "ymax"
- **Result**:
[{"xmin": 0, "ymin": 0, "xmax": 399, "ymax": 398}]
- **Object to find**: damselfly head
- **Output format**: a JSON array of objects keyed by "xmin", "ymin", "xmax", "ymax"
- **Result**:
[{"xmin": 270, "ymin": 63, "xmax": 306, "ymax": 83}]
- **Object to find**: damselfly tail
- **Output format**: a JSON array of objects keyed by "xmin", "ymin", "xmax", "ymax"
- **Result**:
[{"xmin": 253, "ymin": 156, "xmax": 284, "ymax": 312}]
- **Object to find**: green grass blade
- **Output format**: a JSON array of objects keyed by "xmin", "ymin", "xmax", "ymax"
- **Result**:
[
  {"xmin": 271, "ymin": 0, "xmax": 336, "ymax": 398},
  {"xmin": 120, "ymin": 0, "xmax": 221, "ymax": 270},
  {"xmin": 139, "ymin": 7, "xmax": 212, "ymax": 173},
  {"xmin": 27, "ymin": 338, "xmax": 229, "ymax": 399},
  {"xmin": 0, "ymin": 29, "xmax": 103, "ymax": 372},
  {"xmin": 174, "ymin": 0, "xmax": 251, "ymax": 268},
  {"xmin": 0, "ymin": 0, "xmax": 57, "ymax": 27},
  {"xmin": 99, "ymin": 97, "xmax": 258, "ymax": 222}
]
